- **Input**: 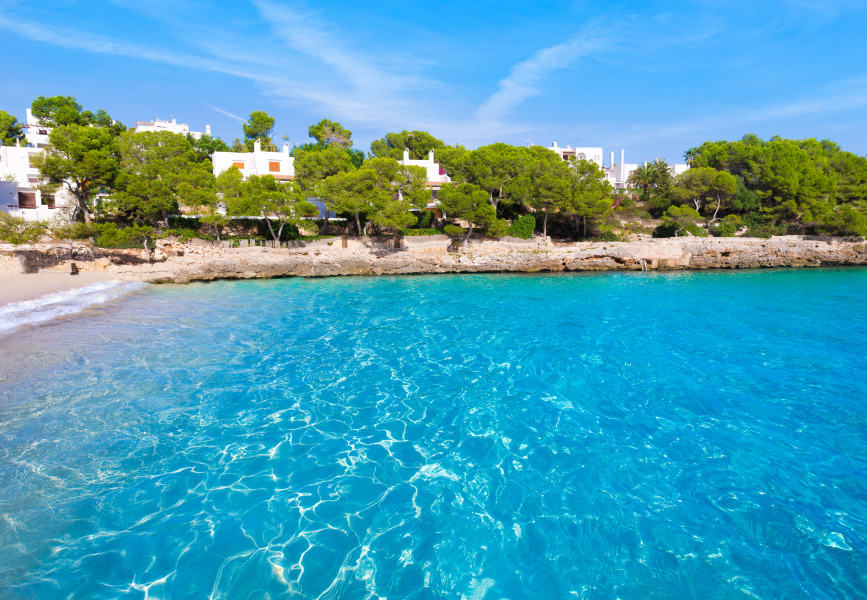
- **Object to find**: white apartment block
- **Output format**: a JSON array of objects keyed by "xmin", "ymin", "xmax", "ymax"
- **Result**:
[
  {"xmin": 134, "ymin": 118, "xmax": 211, "ymax": 140},
  {"xmin": 22, "ymin": 109, "xmax": 51, "ymax": 148},
  {"xmin": 212, "ymin": 140, "xmax": 295, "ymax": 180}
]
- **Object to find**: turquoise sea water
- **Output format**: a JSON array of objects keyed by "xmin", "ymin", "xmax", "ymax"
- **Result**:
[{"xmin": 1, "ymin": 269, "xmax": 866, "ymax": 599}]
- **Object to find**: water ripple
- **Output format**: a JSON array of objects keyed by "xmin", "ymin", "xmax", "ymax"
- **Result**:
[{"xmin": 0, "ymin": 270, "xmax": 866, "ymax": 598}]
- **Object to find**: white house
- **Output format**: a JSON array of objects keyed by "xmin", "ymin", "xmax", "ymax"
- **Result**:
[
  {"xmin": 0, "ymin": 144, "xmax": 74, "ymax": 221},
  {"xmin": 212, "ymin": 140, "xmax": 295, "ymax": 180},
  {"xmin": 0, "ymin": 110, "xmax": 77, "ymax": 221},
  {"xmin": 547, "ymin": 142, "xmax": 604, "ymax": 167},
  {"xmin": 134, "ymin": 118, "xmax": 211, "ymax": 140},
  {"xmin": 397, "ymin": 148, "xmax": 451, "ymax": 212}
]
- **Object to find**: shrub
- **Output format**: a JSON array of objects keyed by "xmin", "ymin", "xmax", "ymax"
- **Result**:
[
  {"xmin": 652, "ymin": 222, "xmax": 708, "ymax": 238},
  {"xmin": 0, "ymin": 213, "xmax": 46, "ymax": 245},
  {"xmin": 93, "ymin": 223, "xmax": 154, "ymax": 248},
  {"xmin": 416, "ymin": 210, "xmax": 433, "ymax": 229},
  {"xmin": 506, "ymin": 214, "xmax": 535, "ymax": 239},
  {"xmin": 711, "ymin": 215, "xmax": 743, "ymax": 238},
  {"xmin": 443, "ymin": 224, "xmax": 465, "ymax": 237},
  {"xmin": 744, "ymin": 227, "xmax": 773, "ymax": 239},
  {"xmin": 486, "ymin": 218, "xmax": 509, "ymax": 238},
  {"xmin": 685, "ymin": 223, "xmax": 708, "ymax": 237}
]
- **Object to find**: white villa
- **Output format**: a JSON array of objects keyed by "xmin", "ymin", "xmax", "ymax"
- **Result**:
[
  {"xmin": 212, "ymin": 139, "xmax": 295, "ymax": 181},
  {"xmin": 0, "ymin": 109, "xmax": 75, "ymax": 221},
  {"xmin": 134, "ymin": 118, "xmax": 211, "ymax": 140},
  {"xmin": 397, "ymin": 148, "xmax": 451, "ymax": 214}
]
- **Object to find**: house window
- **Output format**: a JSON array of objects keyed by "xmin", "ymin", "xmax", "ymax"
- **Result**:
[
  {"xmin": 269, "ymin": 161, "xmax": 281, "ymax": 172},
  {"xmin": 431, "ymin": 190, "xmax": 439, "ymax": 200},
  {"xmin": 28, "ymin": 176, "xmax": 39, "ymax": 184},
  {"xmin": 18, "ymin": 192, "xmax": 37, "ymax": 209},
  {"xmin": 232, "ymin": 161, "xmax": 245, "ymax": 170},
  {"xmin": 42, "ymin": 195, "xmax": 56, "ymax": 209}
]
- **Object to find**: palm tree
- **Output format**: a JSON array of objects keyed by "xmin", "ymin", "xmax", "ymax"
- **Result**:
[{"xmin": 628, "ymin": 164, "xmax": 654, "ymax": 199}]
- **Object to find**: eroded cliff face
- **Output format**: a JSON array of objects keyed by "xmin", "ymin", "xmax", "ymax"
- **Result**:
[{"xmin": 3, "ymin": 236, "xmax": 866, "ymax": 283}]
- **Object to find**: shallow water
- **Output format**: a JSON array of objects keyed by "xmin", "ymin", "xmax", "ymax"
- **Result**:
[{"xmin": 1, "ymin": 269, "xmax": 866, "ymax": 599}]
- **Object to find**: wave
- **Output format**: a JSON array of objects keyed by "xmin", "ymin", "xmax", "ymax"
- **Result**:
[{"xmin": 0, "ymin": 280, "xmax": 149, "ymax": 334}]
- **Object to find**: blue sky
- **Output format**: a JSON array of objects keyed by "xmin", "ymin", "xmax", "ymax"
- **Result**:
[{"xmin": 2, "ymin": 0, "xmax": 866, "ymax": 164}]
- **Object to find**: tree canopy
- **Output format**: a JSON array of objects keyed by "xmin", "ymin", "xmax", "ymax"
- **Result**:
[
  {"xmin": 369, "ymin": 130, "xmax": 444, "ymax": 160},
  {"xmin": 0, "ymin": 111, "xmax": 24, "ymax": 146},
  {"xmin": 242, "ymin": 110, "xmax": 276, "ymax": 152},
  {"xmin": 34, "ymin": 124, "xmax": 119, "ymax": 223},
  {"xmin": 112, "ymin": 131, "xmax": 215, "ymax": 225},
  {"xmin": 31, "ymin": 95, "xmax": 124, "ymax": 135}
]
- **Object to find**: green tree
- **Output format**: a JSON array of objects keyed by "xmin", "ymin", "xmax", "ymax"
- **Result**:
[
  {"xmin": 243, "ymin": 111, "xmax": 276, "ymax": 151},
  {"xmin": 360, "ymin": 158, "xmax": 429, "ymax": 233},
  {"xmin": 31, "ymin": 96, "xmax": 125, "ymax": 134},
  {"xmin": 295, "ymin": 144, "xmax": 355, "ymax": 187},
  {"xmin": 308, "ymin": 119, "xmax": 353, "ymax": 147},
  {"xmin": 33, "ymin": 124, "xmax": 119, "ymax": 223},
  {"xmin": 369, "ymin": 130, "xmax": 444, "ymax": 160},
  {"xmin": 438, "ymin": 182, "xmax": 498, "ymax": 244},
  {"xmin": 320, "ymin": 169, "xmax": 377, "ymax": 235},
  {"xmin": 673, "ymin": 167, "xmax": 738, "ymax": 222},
  {"xmin": 201, "ymin": 167, "xmax": 244, "ymax": 241},
  {"xmin": 566, "ymin": 158, "xmax": 613, "ymax": 238},
  {"xmin": 731, "ymin": 176, "xmax": 759, "ymax": 213},
  {"xmin": 233, "ymin": 175, "xmax": 317, "ymax": 243},
  {"xmin": 112, "ymin": 131, "xmax": 215, "ymax": 225},
  {"xmin": 526, "ymin": 159, "xmax": 571, "ymax": 238},
  {"xmin": 661, "ymin": 205, "xmax": 703, "ymax": 237},
  {"xmin": 0, "ymin": 111, "xmax": 24, "ymax": 146},
  {"xmin": 187, "ymin": 133, "xmax": 230, "ymax": 164}
]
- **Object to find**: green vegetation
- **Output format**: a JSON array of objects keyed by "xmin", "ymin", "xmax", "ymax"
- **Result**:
[
  {"xmin": 506, "ymin": 214, "xmax": 536, "ymax": 239},
  {"xmin": 5, "ymin": 95, "xmax": 866, "ymax": 248},
  {"xmin": 0, "ymin": 213, "xmax": 46, "ymax": 245}
]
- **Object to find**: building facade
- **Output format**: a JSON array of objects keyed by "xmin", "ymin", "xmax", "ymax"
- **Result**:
[
  {"xmin": 212, "ymin": 140, "xmax": 295, "ymax": 181},
  {"xmin": 397, "ymin": 148, "xmax": 451, "ymax": 213},
  {"xmin": 0, "ymin": 119, "xmax": 74, "ymax": 221},
  {"xmin": 134, "ymin": 118, "xmax": 212, "ymax": 140}
]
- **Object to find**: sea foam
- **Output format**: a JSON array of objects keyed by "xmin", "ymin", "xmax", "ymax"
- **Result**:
[{"xmin": 0, "ymin": 280, "xmax": 148, "ymax": 334}]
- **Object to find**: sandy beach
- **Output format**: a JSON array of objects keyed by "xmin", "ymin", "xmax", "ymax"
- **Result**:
[{"xmin": 0, "ymin": 271, "xmax": 118, "ymax": 305}]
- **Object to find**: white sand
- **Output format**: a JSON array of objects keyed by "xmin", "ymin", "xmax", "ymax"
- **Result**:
[{"xmin": 0, "ymin": 272, "xmax": 118, "ymax": 305}]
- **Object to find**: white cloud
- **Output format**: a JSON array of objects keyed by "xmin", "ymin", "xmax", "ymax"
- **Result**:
[
  {"xmin": 205, "ymin": 105, "xmax": 246, "ymax": 123},
  {"xmin": 474, "ymin": 23, "xmax": 610, "ymax": 125}
]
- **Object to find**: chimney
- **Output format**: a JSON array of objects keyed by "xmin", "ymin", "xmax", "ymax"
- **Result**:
[
  {"xmin": 206, "ymin": 125, "xmax": 211, "ymax": 136},
  {"xmin": 610, "ymin": 151, "xmax": 614, "ymax": 169},
  {"xmin": 254, "ymin": 139, "xmax": 261, "ymax": 153},
  {"xmin": 620, "ymin": 149, "xmax": 625, "ymax": 182},
  {"xmin": 428, "ymin": 149, "xmax": 434, "ymax": 162},
  {"xmin": 172, "ymin": 118, "xmax": 177, "ymax": 125},
  {"xmin": 403, "ymin": 147, "xmax": 410, "ymax": 161},
  {"xmin": 283, "ymin": 142, "xmax": 290, "ymax": 156}
]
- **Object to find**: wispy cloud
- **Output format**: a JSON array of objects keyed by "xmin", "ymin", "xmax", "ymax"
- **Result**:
[
  {"xmin": 474, "ymin": 22, "xmax": 611, "ymax": 125},
  {"xmin": 0, "ymin": 4, "xmax": 444, "ymax": 132},
  {"xmin": 205, "ymin": 105, "xmax": 246, "ymax": 122}
]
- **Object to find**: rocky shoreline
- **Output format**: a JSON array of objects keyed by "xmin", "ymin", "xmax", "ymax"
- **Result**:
[{"xmin": 2, "ymin": 235, "xmax": 866, "ymax": 284}]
